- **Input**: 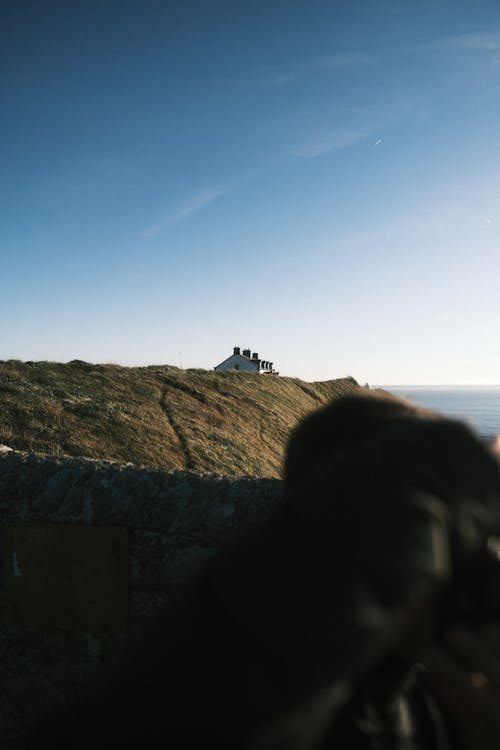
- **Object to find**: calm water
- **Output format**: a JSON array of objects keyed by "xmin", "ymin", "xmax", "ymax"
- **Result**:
[{"xmin": 384, "ymin": 387, "xmax": 500, "ymax": 439}]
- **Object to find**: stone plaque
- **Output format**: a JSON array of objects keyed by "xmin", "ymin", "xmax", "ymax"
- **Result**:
[{"xmin": 2, "ymin": 525, "xmax": 128, "ymax": 632}]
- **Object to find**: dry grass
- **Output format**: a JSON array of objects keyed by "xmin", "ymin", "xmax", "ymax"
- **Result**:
[{"xmin": 0, "ymin": 360, "xmax": 362, "ymax": 478}]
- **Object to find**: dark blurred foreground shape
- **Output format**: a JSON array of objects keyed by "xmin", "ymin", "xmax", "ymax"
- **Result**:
[{"xmin": 6, "ymin": 392, "xmax": 500, "ymax": 748}]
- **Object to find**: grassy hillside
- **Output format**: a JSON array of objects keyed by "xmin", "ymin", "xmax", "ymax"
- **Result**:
[{"xmin": 0, "ymin": 360, "xmax": 363, "ymax": 478}]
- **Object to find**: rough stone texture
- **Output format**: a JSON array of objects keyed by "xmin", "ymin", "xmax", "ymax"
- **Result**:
[{"xmin": 0, "ymin": 449, "xmax": 282, "ymax": 744}]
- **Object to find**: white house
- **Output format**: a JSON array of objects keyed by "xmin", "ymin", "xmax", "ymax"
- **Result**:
[{"xmin": 214, "ymin": 347, "xmax": 278, "ymax": 374}]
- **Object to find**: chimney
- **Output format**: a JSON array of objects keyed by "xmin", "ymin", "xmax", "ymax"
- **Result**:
[
  {"xmin": 242, "ymin": 348, "xmax": 251, "ymax": 358},
  {"xmin": 233, "ymin": 346, "xmax": 240, "ymax": 356},
  {"xmin": 252, "ymin": 352, "xmax": 259, "ymax": 360}
]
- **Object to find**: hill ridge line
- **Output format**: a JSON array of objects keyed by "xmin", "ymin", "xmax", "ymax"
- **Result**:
[{"xmin": 0, "ymin": 360, "xmax": 364, "ymax": 477}]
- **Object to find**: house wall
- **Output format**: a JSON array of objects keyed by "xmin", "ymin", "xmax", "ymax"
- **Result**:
[
  {"xmin": 214, "ymin": 354, "xmax": 259, "ymax": 372},
  {"xmin": 0, "ymin": 449, "xmax": 281, "ymax": 744}
]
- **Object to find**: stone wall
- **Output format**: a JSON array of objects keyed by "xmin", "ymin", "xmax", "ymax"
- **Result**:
[{"xmin": 0, "ymin": 449, "xmax": 282, "ymax": 744}]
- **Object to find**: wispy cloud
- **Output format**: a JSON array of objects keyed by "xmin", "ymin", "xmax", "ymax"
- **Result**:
[
  {"xmin": 291, "ymin": 141, "xmax": 335, "ymax": 159},
  {"xmin": 483, "ymin": 215, "xmax": 498, "ymax": 229},
  {"xmin": 436, "ymin": 31, "xmax": 500, "ymax": 52},
  {"xmin": 427, "ymin": 31, "xmax": 500, "ymax": 80},
  {"xmin": 142, "ymin": 187, "xmax": 226, "ymax": 237},
  {"xmin": 291, "ymin": 128, "xmax": 376, "ymax": 159},
  {"xmin": 270, "ymin": 52, "xmax": 375, "ymax": 85}
]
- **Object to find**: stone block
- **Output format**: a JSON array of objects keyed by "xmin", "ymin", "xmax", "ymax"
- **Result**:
[{"xmin": 2, "ymin": 525, "xmax": 128, "ymax": 632}]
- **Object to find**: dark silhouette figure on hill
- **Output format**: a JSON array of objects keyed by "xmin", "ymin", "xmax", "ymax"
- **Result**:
[{"xmin": 21, "ymin": 393, "xmax": 500, "ymax": 749}]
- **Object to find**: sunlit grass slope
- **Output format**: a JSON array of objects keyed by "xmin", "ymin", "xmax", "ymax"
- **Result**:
[{"xmin": 0, "ymin": 360, "xmax": 363, "ymax": 477}]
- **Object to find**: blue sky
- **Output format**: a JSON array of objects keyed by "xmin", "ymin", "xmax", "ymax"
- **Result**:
[{"xmin": 2, "ymin": 0, "xmax": 500, "ymax": 383}]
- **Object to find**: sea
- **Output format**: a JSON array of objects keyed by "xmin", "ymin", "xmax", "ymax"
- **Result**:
[{"xmin": 382, "ymin": 386, "xmax": 500, "ymax": 441}]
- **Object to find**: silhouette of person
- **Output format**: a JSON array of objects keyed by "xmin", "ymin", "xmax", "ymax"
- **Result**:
[{"xmin": 21, "ymin": 393, "xmax": 500, "ymax": 749}]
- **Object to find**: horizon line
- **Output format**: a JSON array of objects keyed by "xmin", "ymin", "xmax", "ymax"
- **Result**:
[{"xmin": 379, "ymin": 383, "xmax": 500, "ymax": 388}]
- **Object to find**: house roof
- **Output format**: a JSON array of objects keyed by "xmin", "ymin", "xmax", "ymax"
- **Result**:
[{"xmin": 215, "ymin": 347, "xmax": 276, "ymax": 372}]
